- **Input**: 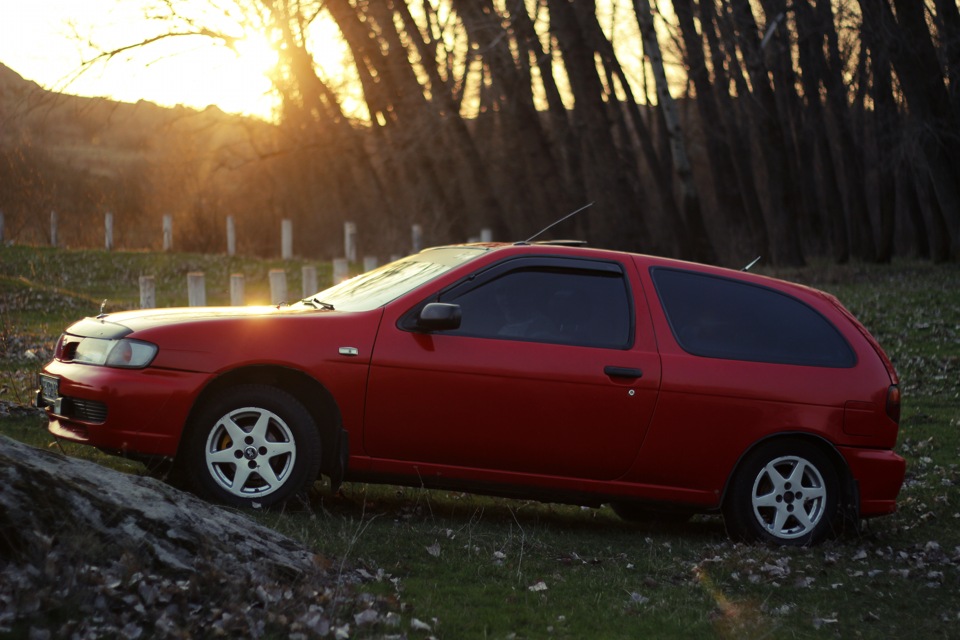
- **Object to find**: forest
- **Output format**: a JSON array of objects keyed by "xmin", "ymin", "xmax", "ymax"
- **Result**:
[{"xmin": 1, "ymin": 0, "xmax": 958, "ymax": 266}]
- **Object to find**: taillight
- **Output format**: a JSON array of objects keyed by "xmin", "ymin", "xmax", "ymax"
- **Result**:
[{"xmin": 886, "ymin": 384, "xmax": 901, "ymax": 424}]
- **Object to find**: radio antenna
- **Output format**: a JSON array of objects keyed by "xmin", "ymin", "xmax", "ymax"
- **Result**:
[
  {"xmin": 519, "ymin": 202, "xmax": 594, "ymax": 244},
  {"xmin": 741, "ymin": 256, "xmax": 762, "ymax": 272}
]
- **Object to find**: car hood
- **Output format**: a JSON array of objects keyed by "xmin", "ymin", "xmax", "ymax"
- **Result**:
[
  {"xmin": 63, "ymin": 304, "xmax": 384, "ymax": 373},
  {"xmin": 66, "ymin": 305, "xmax": 317, "ymax": 339}
]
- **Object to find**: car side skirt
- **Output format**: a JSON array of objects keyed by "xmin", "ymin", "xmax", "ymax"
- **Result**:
[{"xmin": 345, "ymin": 458, "xmax": 721, "ymax": 511}]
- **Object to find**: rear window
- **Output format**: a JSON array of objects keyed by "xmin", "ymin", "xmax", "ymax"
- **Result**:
[{"xmin": 651, "ymin": 268, "xmax": 856, "ymax": 368}]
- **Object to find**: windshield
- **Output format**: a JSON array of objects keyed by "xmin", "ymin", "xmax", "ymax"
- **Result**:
[{"xmin": 300, "ymin": 246, "xmax": 488, "ymax": 312}]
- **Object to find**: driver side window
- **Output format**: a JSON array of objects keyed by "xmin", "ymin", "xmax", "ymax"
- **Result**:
[{"xmin": 444, "ymin": 268, "xmax": 632, "ymax": 349}]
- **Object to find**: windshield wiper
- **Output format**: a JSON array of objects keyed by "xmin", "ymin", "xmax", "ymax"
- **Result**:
[{"xmin": 302, "ymin": 297, "xmax": 335, "ymax": 310}]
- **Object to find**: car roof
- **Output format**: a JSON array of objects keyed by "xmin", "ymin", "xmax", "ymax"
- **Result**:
[{"xmin": 430, "ymin": 241, "xmax": 826, "ymax": 299}]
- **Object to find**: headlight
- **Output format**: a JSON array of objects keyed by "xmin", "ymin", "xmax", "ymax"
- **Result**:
[{"xmin": 73, "ymin": 338, "xmax": 158, "ymax": 368}]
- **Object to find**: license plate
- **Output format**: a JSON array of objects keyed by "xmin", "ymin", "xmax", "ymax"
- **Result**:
[{"xmin": 39, "ymin": 374, "xmax": 59, "ymax": 403}]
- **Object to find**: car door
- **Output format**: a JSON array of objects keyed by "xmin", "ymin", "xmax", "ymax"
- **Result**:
[{"xmin": 362, "ymin": 256, "xmax": 661, "ymax": 481}]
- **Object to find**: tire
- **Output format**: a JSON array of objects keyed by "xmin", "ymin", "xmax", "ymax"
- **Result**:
[
  {"xmin": 723, "ymin": 439, "xmax": 841, "ymax": 546},
  {"xmin": 182, "ymin": 385, "xmax": 322, "ymax": 508},
  {"xmin": 610, "ymin": 502, "xmax": 692, "ymax": 525}
]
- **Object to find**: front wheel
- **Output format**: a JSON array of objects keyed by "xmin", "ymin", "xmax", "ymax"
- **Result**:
[
  {"xmin": 182, "ymin": 385, "xmax": 322, "ymax": 508},
  {"xmin": 723, "ymin": 440, "xmax": 842, "ymax": 546}
]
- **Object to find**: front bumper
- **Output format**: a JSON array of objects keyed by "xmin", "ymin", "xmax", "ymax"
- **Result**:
[
  {"xmin": 36, "ymin": 360, "xmax": 209, "ymax": 457},
  {"xmin": 838, "ymin": 445, "xmax": 906, "ymax": 517}
]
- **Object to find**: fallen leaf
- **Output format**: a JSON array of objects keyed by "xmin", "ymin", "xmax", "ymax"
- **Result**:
[
  {"xmin": 813, "ymin": 616, "xmax": 838, "ymax": 630},
  {"xmin": 411, "ymin": 618, "xmax": 432, "ymax": 631},
  {"xmin": 354, "ymin": 609, "xmax": 379, "ymax": 626}
]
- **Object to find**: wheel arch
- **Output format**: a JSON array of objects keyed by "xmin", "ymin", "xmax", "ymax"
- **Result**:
[
  {"xmin": 721, "ymin": 432, "xmax": 858, "ymax": 523},
  {"xmin": 178, "ymin": 365, "xmax": 348, "ymax": 489}
]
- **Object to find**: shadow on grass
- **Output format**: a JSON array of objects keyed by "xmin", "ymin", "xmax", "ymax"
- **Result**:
[{"xmin": 304, "ymin": 480, "xmax": 729, "ymax": 543}]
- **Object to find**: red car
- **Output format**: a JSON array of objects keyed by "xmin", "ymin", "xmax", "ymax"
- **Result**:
[{"xmin": 36, "ymin": 243, "xmax": 904, "ymax": 545}]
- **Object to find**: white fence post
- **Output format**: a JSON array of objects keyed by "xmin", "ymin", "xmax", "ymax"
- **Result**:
[
  {"xmin": 226, "ymin": 215, "xmax": 236, "ymax": 256},
  {"xmin": 411, "ymin": 224, "xmax": 423, "ymax": 253},
  {"xmin": 281, "ymin": 219, "xmax": 293, "ymax": 259},
  {"xmin": 163, "ymin": 215, "xmax": 173, "ymax": 251},
  {"xmin": 230, "ymin": 273, "xmax": 245, "ymax": 306},
  {"xmin": 363, "ymin": 256, "xmax": 378, "ymax": 272},
  {"xmin": 105, "ymin": 212, "xmax": 114, "ymax": 251},
  {"xmin": 344, "ymin": 221, "xmax": 357, "ymax": 262},
  {"xmin": 187, "ymin": 272, "xmax": 206, "ymax": 307},
  {"xmin": 302, "ymin": 266, "xmax": 317, "ymax": 298},
  {"xmin": 269, "ymin": 269, "xmax": 287, "ymax": 304},
  {"xmin": 333, "ymin": 258, "xmax": 349, "ymax": 284},
  {"xmin": 139, "ymin": 276, "xmax": 155, "ymax": 309},
  {"xmin": 50, "ymin": 211, "xmax": 58, "ymax": 247},
  {"xmin": 480, "ymin": 228, "xmax": 493, "ymax": 242}
]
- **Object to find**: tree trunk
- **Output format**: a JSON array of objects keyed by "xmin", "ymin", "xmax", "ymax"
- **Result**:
[
  {"xmin": 270, "ymin": 2, "xmax": 395, "ymax": 251},
  {"xmin": 812, "ymin": 0, "xmax": 877, "ymax": 261},
  {"xmin": 758, "ymin": 0, "xmax": 824, "ymax": 256},
  {"xmin": 675, "ymin": 0, "xmax": 764, "ymax": 258},
  {"xmin": 726, "ymin": 0, "xmax": 805, "ymax": 265},
  {"xmin": 793, "ymin": 0, "xmax": 849, "ymax": 262},
  {"xmin": 547, "ymin": 0, "xmax": 654, "ymax": 251},
  {"xmin": 699, "ymin": 0, "xmax": 770, "ymax": 258},
  {"xmin": 862, "ymin": 1, "xmax": 899, "ymax": 263},
  {"xmin": 858, "ymin": 0, "xmax": 960, "ymax": 259},
  {"xmin": 633, "ymin": 0, "xmax": 716, "ymax": 263},
  {"xmin": 933, "ymin": 0, "xmax": 960, "ymax": 121},
  {"xmin": 566, "ymin": 0, "xmax": 664, "ymax": 247},
  {"xmin": 392, "ymin": 0, "xmax": 507, "ymax": 238},
  {"xmin": 328, "ymin": 0, "xmax": 471, "ymax": 241},
  {"xmin": 510, "ymin": 0, "xmax": 589, "ymax": 211},
  {"xmin": 454, "ymin": 0, "xmax": 571, "ymax": 234}
]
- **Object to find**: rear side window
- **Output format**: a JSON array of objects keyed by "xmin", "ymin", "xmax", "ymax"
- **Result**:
[{"xmin": 651, "ymin": 268, "xmax": 855, "ymax": 367}]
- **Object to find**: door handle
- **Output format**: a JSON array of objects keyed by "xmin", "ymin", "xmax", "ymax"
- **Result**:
[{"xmin": 604, "ymin": 366, "xmax": 643, "ymax": 379}]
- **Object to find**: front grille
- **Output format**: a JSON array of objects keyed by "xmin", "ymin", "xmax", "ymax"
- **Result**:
[{"xmin": 70, "ymin": 398, "xmax": 108, "ymax": 424}]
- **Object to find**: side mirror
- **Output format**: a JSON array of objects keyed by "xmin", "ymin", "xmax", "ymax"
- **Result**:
[{"xmin": 417, "ymin": 303, "xmax": 462, "ymax": 331}]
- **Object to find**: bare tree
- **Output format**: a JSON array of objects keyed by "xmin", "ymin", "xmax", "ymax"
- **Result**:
[
  {"xmin": 633, "ymin": 0, "xmax": 715, "ymax": 262},
  {"xmin": 857, "ymin": 0, "xmax": 960, "ymax": 260},
  {"xmin": 8, "ymin": 0, "xmax": 960, "ymax": 263}
]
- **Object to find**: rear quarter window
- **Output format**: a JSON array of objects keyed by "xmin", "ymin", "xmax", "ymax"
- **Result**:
[{"xmin": 651, "ymin": 268, "xmax": 856, "ymax": 368}]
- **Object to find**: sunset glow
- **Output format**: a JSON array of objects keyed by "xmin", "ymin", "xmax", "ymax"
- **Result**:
[{"xmin": 0, "ymin": 1, "xmax": 347, "ymax": 121}]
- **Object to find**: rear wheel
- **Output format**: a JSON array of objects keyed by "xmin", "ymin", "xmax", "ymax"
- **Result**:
[
  {"xmin": 723, "ymin": 439, "xmax": 841, "ymax": 546},
  {"xmin": 182, "ymin": 385, "xmax": 322, "ymax": 508}
]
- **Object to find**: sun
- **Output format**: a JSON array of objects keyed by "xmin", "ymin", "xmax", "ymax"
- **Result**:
[
  {"xmin": 162, "ymin": 28, "xmax": 283, "ymax": 120},
  {"xmin": 232, "ymin": 31, "xmax": 280, "ymax": 81}
]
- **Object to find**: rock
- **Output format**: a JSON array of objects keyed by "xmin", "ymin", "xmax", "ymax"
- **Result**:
[{"xmin": 0, "ymin": 436, "xmax": 357, "ymax": 636}]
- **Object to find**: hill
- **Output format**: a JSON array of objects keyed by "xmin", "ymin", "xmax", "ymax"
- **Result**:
[
  {"xmin": 0, "ymin": 63, "xmax": 281, "ymax": 253},
  {"xmin": 0, "ymin": 62, "xmax": 270, "ymax": 177}
]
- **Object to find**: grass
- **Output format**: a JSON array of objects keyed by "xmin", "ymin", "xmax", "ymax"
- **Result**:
[{"xmin": 1, "ymin": 245, "xmax": 958, "ymax": 638}]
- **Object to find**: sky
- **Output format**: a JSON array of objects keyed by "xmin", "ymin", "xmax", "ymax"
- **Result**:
[
  {"xmin": 0, "ymin": 1, "xmax": 658, "ymax": 123},
  {"xmin": 0, "ymin": 0, "xmax": 282, "ymax": 119}
]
